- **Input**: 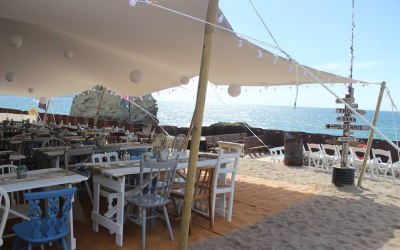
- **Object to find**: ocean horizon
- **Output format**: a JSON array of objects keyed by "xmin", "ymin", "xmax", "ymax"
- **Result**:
[{"xmin": 0, "ymin": 95, "xmax": 399, "ymax": 142}]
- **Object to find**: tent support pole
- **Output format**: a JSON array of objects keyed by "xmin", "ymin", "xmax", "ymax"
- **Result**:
[
  {"xmin": 357, "ymin": 81, "xmax": 386, "ymax": 187},
  {"xmin": 43, "ymin": 98, "xmax": 51, "ymax": 123},
  {"xmin": 93, "ymin": 86, "xmax": 106, "ymax": 128},
  {"xmin": 178, "ymin": 0, "xmax": 219, "ymax": 249}
]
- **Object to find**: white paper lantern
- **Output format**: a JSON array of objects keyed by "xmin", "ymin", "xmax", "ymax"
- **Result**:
[
  {"xmin": 39, "ymin": 97, "xmax": 47, "ymax": 104},
  {"xmin": 129, "ymin": 0, "xmax": 137, "ymax": 6},
  {"xmin": 130, "ymin": 70, "xmax": 143, "ymax": 83},
  {"xmin": 228, "ymin": 85, "xmax": 241, "ymax": 97},
  {"xmin": 180, "ymin": 76, "xmax": 190, "ymax": 85},
  {"xmin": 5, "ymin": 72, "xmax": 16, "ymax": 82},
  {"xmin": 9, "ymin": 36, "xmax": 23, "ymax": 48},
  {"xmin": 64, "ymin": 49, "xmax": 74, "ymax": 58},
  {"xmin": 28, "ymin": 88, "xmax": 34, "ymax": 93}
]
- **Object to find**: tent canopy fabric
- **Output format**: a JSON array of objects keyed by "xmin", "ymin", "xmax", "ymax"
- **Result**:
[{"xmin": 0, "ymin": 0, "xmax": 360, "ymax": 98}]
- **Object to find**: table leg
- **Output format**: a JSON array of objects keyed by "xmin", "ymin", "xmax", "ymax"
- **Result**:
[
  {"xmin": 66, "ymin": 183, "xmax": 77, "ymax": 250},
  {"xmin": 116, "ymin": 176, "xmax": 125, "ymax": 247},
  {"xmin": 92, "ymin": 178, "xmax": 100, "ymax": 232}
]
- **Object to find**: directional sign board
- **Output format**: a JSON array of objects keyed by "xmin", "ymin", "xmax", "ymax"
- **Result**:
[
  {"xmin": 336, "ymin": 108, "xmax": 366, "ymax": 115},
  {"xmin": 337, "ymin": 116, "xmax": 356, "ymax": 122},
  {"xmin": 325, "ymin": 124, "xmax": 370, "ymax": 131},
  {"xmin": 335, "ymin": 98, "xmax": 354, "ymax": 104},
  {"xmin": 344, "ymin": 131, "xmax": 353, "ymax": 136},
  {"xmin": 337, "ymin": 137, "xmax": 358, "ymax": 142}
]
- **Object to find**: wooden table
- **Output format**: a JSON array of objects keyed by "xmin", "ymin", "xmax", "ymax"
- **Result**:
[
  {"xmin": 0, "ymin": 168, "xmax": 87, "ymax": 250},
  {"xmin": 0, "ymin": 150, "xmax": 26, "ymax": 165},
  {"xmin": 90, "ymin": 157, "xmax": 232, "ymax": 247}
]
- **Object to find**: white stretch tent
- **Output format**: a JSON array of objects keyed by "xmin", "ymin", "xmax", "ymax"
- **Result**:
[{"xmin": 0, "ymin": 0, "xmax": 359, "ymax": 98}]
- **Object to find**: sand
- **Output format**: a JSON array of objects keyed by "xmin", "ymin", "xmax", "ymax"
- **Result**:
[{"xmin": 189, "ymin": 156, "xmax": 400, "ymax": 250}]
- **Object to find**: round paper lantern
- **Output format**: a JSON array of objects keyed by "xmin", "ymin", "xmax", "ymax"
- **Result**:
[
  {"xmin": 180, "ymin": 76, "xmax": 190, "ymax": 85},
  {"xmin": 64, "ymin": 49, "xmax": 74, "ymax": 58},
  {"xmin": 130, "ymin": 70, "xmax": 143, "ymax": 83},
  {"xmin": 9, "ymin": 36, "xmax": 23, "ymax": 48},
  {"xmin": 28, "ymin": 88, "xmax": 34, "ymax": 93},
  {"xmin": 39, "ymin": 97, "xmax": 47, "ymax": 104},
  {"xmin": 129, "ymin": 0, "xmax": 137, "ymax": 6},
  {"xmin": 228, "ymin": 85, "xmax": 241, "ymax": 97},
  {"xmin": 5, "ymin": 72, "xmax": 16, "ymax": 82}
]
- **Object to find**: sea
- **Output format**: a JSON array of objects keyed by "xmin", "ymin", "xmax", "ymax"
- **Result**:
[{"xmin": 0, "ymin": 95, "xmax": 399, "ymax": 141}]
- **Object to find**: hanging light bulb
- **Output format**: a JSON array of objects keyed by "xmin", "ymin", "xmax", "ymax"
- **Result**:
[
  {"xmin": 217, "ymin": 14, "xmax": 224, "ymax": 24},
  {"xmin": 258, "ymin": 49, "xmax": 263, "ymax": 59},
  {"xmin": 237, "ymin": 39, "xmax": 243, "ymax": 48},
  {"xmin": 272, "ymin": 54, "xmax": 278, "ymax": 64},
  {"xmin": 129, "ymin": 0, "xmax": 137, "ymax": 6}
]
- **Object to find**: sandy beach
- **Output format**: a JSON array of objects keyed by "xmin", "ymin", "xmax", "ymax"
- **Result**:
[{"xmin": 190, "ymin": 156, "xmax": 400, "ymax": 250}]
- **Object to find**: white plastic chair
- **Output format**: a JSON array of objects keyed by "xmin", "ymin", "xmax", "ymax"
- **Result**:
[
  {"xmin": 349, "ymin": 147, "xmax": 373, "ymax": 176},
  {"xmin": 211, "ymin": 148, "xmax": 241, "ymax": 224},
  {"xmin": 269, "ymin": 146, "xmax": 284, "ymax": 163},
  {"xmin": 320, "ymin": 144, "xmax": 340, "ymax": 172},
  {"xmin": 307, "ymin": 143, "xmax": 323, "ymax": 169},
  {"xmin": 0, "ymin": 187, "xmax": 10, "ymax": 247},
  {"xmin": 371, "ymin": 149, "xmax": 398, "ymax": 183}
]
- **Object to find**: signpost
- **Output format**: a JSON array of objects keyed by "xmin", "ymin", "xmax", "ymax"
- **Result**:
[
  {"xmin": 336, "ymin": 108, "xmax": 366, "ymax": 115},
  {"xmin": 335, "ymin": 98, "xmax": 354, "ymax": 104},
  {"xmin": 327, "ymin": 93, "xmax": 368, "ymax": 171},
  {"xmin": 337, "ymin": 116, "xmax": 356, "ymax": 122},
  {"xmin": 325, "ymin": 124, "xmax": 370, "ymax": 131},
  {"xmin": 337, "ymin": 137, "xmax": 358, "ymax": 142}
]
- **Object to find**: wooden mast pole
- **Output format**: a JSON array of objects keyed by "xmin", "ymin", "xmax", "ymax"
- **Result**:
[
  {"xmin": 43, "ymin": 98, "xmax": 51, "ymax": 123},
  {"xmin": 93, "ymin": 86, "xmax": 106, "ymax": 128},
  {"xmin": 178, "ymin": 0, "xmax": 219, "ymax": 249},
  {"xmin": 357, "ymin": 81, "xmax": 386, "ymax": 187}
]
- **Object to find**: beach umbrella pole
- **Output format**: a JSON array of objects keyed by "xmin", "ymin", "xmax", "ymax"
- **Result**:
[
  {"xmin": 357, "ymin": 81, "xmax": 386, "ymax": 187},
  {"xmin": 178, "ymin": 0, "xmax": 219, "ymax": 249}
]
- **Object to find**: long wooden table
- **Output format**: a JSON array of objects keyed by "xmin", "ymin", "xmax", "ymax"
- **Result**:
[
  {"xmin": 0, "ymin": 168, "xmax": 87, "ymax": 250},
  {"xmin": 90, "ymin": 157, "xmax": 232, "ymax": 247}
]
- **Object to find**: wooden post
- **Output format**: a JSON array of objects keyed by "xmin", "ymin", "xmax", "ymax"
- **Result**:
[
  {"xmin": 43, "ymin": 98, "xmax": 51, "ymax": 123},
  {"xmin": 178, "ymin": 0, "xmax": 219, "ymax": 249},
  {"xmin": 93, "ymin": 86, "xmax": 106, "ymax": 128},
  {"xmin": 357, "ymin": 81, "xmax": 386, "ymax": 187}
]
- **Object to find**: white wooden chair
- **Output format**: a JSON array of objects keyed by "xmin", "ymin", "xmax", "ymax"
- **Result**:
[
  {"xmin": 211, "ymin": 148, "xmax": 241, "ymax": 224},
  {"xmin": 0, "ymin": 165, "xmax": 29, "ymax": 220},
  {"xmin": 91, "ymin": 152, "xmax": 123, "ymax": 221},
  {"xmin": 0, "ymin": 187, "xmax": 10, "ymax": 247},
  {"xmin": 307, "ymin": 143, "xmax": 323, "ymax": 169},
  {"xmin": 371, "ymin": 149, "xmax": 398, "ymax": 183}
]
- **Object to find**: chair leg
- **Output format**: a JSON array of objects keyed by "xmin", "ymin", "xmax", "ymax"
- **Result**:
[
  {"xmin": 210, "ymin": 192, "xmax": 216, "ymax": 226},
  {"xmin": 61, "ymin": 238, "xmax": 68, "ymax": 250},
  {"xmin": 84, "ymin": 181, "xmax": 94, "ymax": 205},
  {"xmin": 162, "ymin": 205, "xmax": 174, "ymax": 241},
  {"xmin": 141, "ymin": 207, "xmax": 147, "ymax": 250},
  {"xmin": 208, "ymin": 194, "xmax": 214, "ymax": 229},
  {"xmin": 228, "ymin": 190, "xmax": 234, "ymax": 222}
]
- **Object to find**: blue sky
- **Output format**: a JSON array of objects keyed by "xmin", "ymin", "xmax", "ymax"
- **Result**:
[{"xmin": 156, "ymin": 0, "xmax": 400, "ymax": 111}]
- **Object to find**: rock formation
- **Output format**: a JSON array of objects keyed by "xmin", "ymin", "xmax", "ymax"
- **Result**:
[{"xmin": 70, "ymin": 85, "xmax": 158, "ymax": 124}]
